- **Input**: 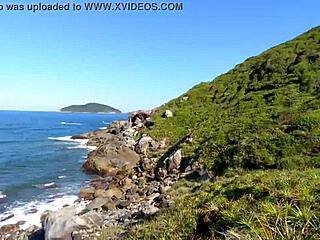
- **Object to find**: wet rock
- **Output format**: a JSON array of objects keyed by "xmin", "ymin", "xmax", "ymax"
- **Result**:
[
  {"xmin": 34, "ymin": 182, "xmax": 57, "ymax": 189},
  {"xmin": 0, "ymin": 191, "xmax": 7, "ymax": 201},
  {"xmin": 80, "ymin": 187, "xmax": 96, "ymax": 200},
  {"xmin": 0, "ymin": 223, "xmax": 19, "ymax": 235},
  {"xmin": 23, "ymin": 225, "xmax": 44, "ymax": 240},
  {"xmin": 40, "ymin": 210, "xmax": 52, "ymax": 225},
  {"xmin": 25, "ymin": 208, "xmax": 38, "ymax": 214},
  {"xmin": 25, "ymin": 225, "xmax": 39, "ymax": 234},
  {"xmin": 0, "ymin": 213, "xmax": 14, "ymax": 222},
  {"xmin": 71, "ymin": 135, "xmax": 88, "ymax": 140}
]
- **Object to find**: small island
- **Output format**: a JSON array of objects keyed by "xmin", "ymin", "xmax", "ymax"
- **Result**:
[{"xmin": 60, "ymin": 103, "xmax": 121, "ymax": 114}]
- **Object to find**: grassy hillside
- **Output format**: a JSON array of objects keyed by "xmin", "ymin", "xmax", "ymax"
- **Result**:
[
  {"xmin": 148, "ymin": 26, "xmax": 320, "ymax": 173},
  {"xmin": 60, "ymin": 103, "xmax": 121, "ymax": 113},
  {"xmin": 130, "ymin": 26, "xmax": 320, "ymax": 239}
]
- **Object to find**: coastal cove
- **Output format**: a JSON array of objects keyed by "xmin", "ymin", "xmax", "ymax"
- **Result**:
[
  {"xmin": 0, "ymin": 111, "xmax": 128, "ymax": 229},
  {"xmin": 0, "ymin": 26, "xmax": 319, "ymax": 240}
]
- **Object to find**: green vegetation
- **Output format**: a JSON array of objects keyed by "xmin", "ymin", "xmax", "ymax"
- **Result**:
[
  {"xmin": 128, "ymin": 26, "xmax": 320, "ymax": 239},
  {"xmin": 60, "ymin": 103, "xmax": 121, "ymax": 113},
  {"xmin": 131, "ymin": 169, "xmax": 320, "ymax": 239}
]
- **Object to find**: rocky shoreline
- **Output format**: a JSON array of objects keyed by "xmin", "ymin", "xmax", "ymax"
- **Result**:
[{"xmin": 0, "ymin": 110, "xmax": 208, "ymax": 240}]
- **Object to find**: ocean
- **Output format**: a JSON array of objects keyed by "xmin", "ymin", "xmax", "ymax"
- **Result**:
[{"xmin": 0, "ymin": 110, "xmax": 127, "ymax": 228}]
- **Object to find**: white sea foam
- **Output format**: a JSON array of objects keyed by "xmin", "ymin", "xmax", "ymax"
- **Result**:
[
  {"xmin": 60, "ymin": 122, "xmax": 82, "ymax": 126},
  {"xmin": 0, "ymin": 191, "xmax": 7, "ymax": 199},
  {"xmin": 33, "ymin": 182, "xmax": 57, "ymax": 189},
  {"xmin": 0, "ymin": 195, "xmax": 85, "ymax": 229},
  {"xmin": 99, "ymin": 127, "xmax": 108, "ymax": 130},
  {"xmin": 48, "ymin": 136, "xmax": 93, "ymax": 150},
  {"xmin": 57, "ymin": 175, "xmax": 66, "ymax": 179},
  {"xmin": 48, "ymin": 136, "xmax": 88, "ymax": 144},
  {"xmin": 67, "ymin": 145, "xmax": 97, "ymax": 151}
]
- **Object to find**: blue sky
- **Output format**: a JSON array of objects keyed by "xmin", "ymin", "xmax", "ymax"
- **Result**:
[{"xmin": 0, "ymin": 0, "xmax": 319, "ymax": 112}]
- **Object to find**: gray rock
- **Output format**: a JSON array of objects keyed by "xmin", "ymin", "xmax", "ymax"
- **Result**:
[
  {"xmin": 165, "ymin": 149, "xmax": 182, "ymax": 172},
  {"xmin": 102, "ymin": 201, "xmax": 116, "ymax": 211},
  {"xmin": 0, "ymin": 213, "xmax": 14, "ymax": 222},
  {"xmin": 94, "ymin": 189, "xmax": 108, "ymax": 198},
  {"xmin": 117, "ymin": 200, "xmax": 130, "ymax": 209},
  {"xmin": 135, "ymin": 136, "xmax": 153, "ymax": 155},
  {"xmin": 105, "ymin": 187, "xmax": 123, "ymax": 199},
  {"xmin": 158, "ymin": 139, "xmax": 167, "ymax": 149},
  {"xmin": 43, "ymin": 207, "xmax": 77, "ymax": 240},
  {"xmin": 134, "ymin": 203, "xmax": 160, "ymax": 220},
  {"xmin": 163, "ymin": 110, "xmax": 173, "ymax": 118},
  {"xmin": 147, "ymin": 193, "xmax": 160, "ymax": 202},
  {"xmin": 155, "ymin": 167, "xmax": 167, "ymax": 180},
  {"xmin": 43, "ymin": 207, "xmax": 104, "ymax": 240},
  {"xmin": 79, "ymin": 187, "xmax": 95, "ymax": 200},
  {"xmin": 182, "ymin": 96, "xmax": 189, "ymax": 101},
  {"xmin": 74, "ymin": 210, "xmax": 104, "ymax": 229},
  {"xmin": 86, "ymin": 197, "xmax": 109, "ymax": 211},
  {"xmin": 83, "ymin": 134, "xmax": 140, "ymax": 176}
]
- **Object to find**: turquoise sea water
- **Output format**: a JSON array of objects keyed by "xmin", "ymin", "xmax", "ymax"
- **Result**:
[{"xmin": 0, "ymin": 110, "xmax": 127, "ymax": 225}]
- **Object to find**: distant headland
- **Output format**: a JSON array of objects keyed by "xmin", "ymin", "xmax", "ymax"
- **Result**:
[{"xmin": 60, "ymin": 103, "xmax": 121, "ymax": 114}]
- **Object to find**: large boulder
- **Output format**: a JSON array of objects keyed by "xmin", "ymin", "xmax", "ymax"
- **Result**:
[
  {"xmin": 129, "ymin": 111, "xmax": 153, "ymax": 128},
  {"xmin": 94, "ymin": 189, "xmax": 109, "ymax": 198},
  {"xmin": 79, "ymin": 187, "xmax": 95, "ymax": 200},
  {"xmin": 85, "ymin": 197, "xmax": 109, "ymax": 211},
  {"xmin": 104, "ymin": 187, "xmax": 123, "ymax": 199},
  {"xmin": 42, "ymin": 207, "xmax": 104, "ymax": 240},
  {"xmin": 0, "ymin": 223, "xmax": 20, "ymax": 236},
  {"xmin": 82, "ymin": 133, "xmax": 140, "ymax": 176},
  {"xmin": 42, "ymin": 207, "xmax": 76, "ymax": 240},
  {"xmin": 163, "ymin": 110, "xmax": 173, "ymax": 118},
  {"xmin": 165, "ymin": 149, "xmax": 182, "ymax": 172},
  {"xmin": 111, "ymin": 120, "xmax": 128, "ymax": 129},
  {"xmin": 135, "ymin": 136, "xmax": 154, "ymax": 155}
]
